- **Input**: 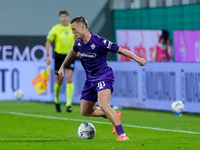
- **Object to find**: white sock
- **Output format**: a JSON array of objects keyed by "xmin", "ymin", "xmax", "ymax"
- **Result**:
[{"xmin": 120, "ymin": 133, "xmax": 126, "ymax": 136}]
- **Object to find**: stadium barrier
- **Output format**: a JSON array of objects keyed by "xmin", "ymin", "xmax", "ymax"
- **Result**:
[
  {"xmin": 1, "ymin": 61, "xmax": 199, "ymax": 113},
  {"xmin": 0, "ymin": 36, "xmax": 199, "ymax": 113}
]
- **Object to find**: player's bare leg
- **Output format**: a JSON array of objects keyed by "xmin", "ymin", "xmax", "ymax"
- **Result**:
[
  {"xmin": 80, "ymin": 100, "xmax": 105, "ymax": 117},
  {"xmin": 98, "ymin": 89, "xmax": 129, "ymax": 140},
  {"xmin": 80, "ymin": 89, "xmax": 122, "ymax": 126},
  {"xmin": 80, "ymin": 89, "xmax": 129, "ymax": 140},
  {"xmin": 97, "ymin": 89, "xmax": 121, "ymax": 126}
]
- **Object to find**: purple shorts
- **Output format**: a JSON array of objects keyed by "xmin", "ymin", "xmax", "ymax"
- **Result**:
[{"xmin": 81, "ymin": 79, "xmax": 114, "ymax": 102}]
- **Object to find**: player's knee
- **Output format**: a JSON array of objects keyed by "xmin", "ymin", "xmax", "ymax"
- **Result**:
[
  {"xmin": 56, "ymin": 75, "xmax": 63, "ymax": 85},
  {"xmin": 99, "ymin": 104, "xmax": 108, "ymax": 113},
  {"xmin": 67, "ymin": 79, "xmax": 72, "ymax": 83},
  {"xmin": 66, "ymin": 76, "xmax": 72, "ymax": 83},
  {"xmin": 56, "ymin": 80, "xmax": 62, "ymax": 85},
  {"xmin": 81, "ymin": 110, "xmax": 89, "ymax": 117}
]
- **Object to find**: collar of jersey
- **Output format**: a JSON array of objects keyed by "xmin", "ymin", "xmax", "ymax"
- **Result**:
[
  {"xmin": 81, "ymin": 32, "xmax": 93, "ymax": 45},
  {"xmin": 59, "ymin": 23, "xmax": 70, "ymax": 28}
]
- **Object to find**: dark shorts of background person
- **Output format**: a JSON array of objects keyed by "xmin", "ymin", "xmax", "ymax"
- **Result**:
[{"xmin": 54, "ymin": 52, "xmax": 75, "ymax": 75}]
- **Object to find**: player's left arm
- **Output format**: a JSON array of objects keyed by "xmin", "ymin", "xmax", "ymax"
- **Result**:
[
  {"xmin": 117, "ymin": 47, "xmax": 147, "ymax": 66},
  {"xmin": 58, "ymin": 49, "xmax": 77, "ymax": 76}
]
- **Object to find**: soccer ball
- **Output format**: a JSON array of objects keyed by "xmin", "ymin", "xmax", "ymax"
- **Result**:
[
  {"xmin": 77, "ymin": 122, "xmax": 96, "ymax": 139},
  {"xmin": 171, "ymin": 101, "xmax": 184, "ymax": 113},
  {"xmin": 14, "ymin": 89, "xmax": 23, "ymax": 99}
]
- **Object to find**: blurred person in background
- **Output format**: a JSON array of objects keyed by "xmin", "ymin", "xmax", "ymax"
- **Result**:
[
  {"xmin": 167, "ymin": 39, "xmax": 174, "ymax": 61},
  {"xmin": 152, "ymin": 35, "xmax": 171, "ymax": 62},
  {"xmin": 45, "ymin": 10, "xmax": 76, "ymax": 113}
]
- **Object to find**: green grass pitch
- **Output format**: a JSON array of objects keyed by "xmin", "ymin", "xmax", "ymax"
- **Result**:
[{"xmin": 0, "ymin": 101, "xmax": 200, "ymax": 150}]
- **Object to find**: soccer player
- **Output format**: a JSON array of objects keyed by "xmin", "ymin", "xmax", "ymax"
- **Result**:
[
  {"xmin": 58, "ymin": 16, "xmax": 147, "ymax": 140},
  {"xmin": 45, "ymin": 10, "xmax": 76, "ymax": 112}
]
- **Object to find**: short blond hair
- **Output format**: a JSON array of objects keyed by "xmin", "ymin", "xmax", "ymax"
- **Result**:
[{"xmin": 70, "ymin": 16, "xmax": 88, "ymax": 29}]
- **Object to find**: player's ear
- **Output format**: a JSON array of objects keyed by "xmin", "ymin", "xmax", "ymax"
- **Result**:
[{"xmin": 82, "ymin": 25, "xmax": 86, "ymax": 31}]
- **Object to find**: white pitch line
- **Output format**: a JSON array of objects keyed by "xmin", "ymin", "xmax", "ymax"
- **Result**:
[{"xmin": 2, "ymin": 111, "xmax": 200, "ymax": 135}]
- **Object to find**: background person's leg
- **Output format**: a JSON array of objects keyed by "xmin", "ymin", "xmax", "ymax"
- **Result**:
[
  {"xmin": 54, "ymin": 75, "xmax": 63, "ymax": 112},
  {"xmin": 66, "ymin": 69, "xmax": 74, "ymax": 112}
]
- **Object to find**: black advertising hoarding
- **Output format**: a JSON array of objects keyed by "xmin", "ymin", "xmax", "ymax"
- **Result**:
[
  {"xmin": 0, "ymin": 36, "xmax": 53, "ymax": 62},
  {"xmin": 0, "ymin": 36, "xmax": 53, "ymax": 101}
]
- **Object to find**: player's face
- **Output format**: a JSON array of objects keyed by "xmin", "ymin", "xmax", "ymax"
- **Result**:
[
  {"xmin": 59, "ymin": 14, "xmax": 69, "ymax": 25},
  {"xmin": 71, "ymin": 22, "xmax": 84, "ymax": 39}
]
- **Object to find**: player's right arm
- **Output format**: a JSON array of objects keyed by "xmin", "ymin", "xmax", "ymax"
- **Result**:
[
  {"xmin": 118, "ymin": 47, "xmax": 147, "ymax": 66},
  {"xmin": 45, "ymin": 40, "xmax": 52, "ymax": 65},
  {"xmin": 58, "ymin": 50, "xmax": 77, "ymax": 76}
]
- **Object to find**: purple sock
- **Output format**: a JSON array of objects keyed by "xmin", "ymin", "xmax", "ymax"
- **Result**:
[
  {"xmin": 102, "ymin": 114, "xmax": 107, "ymax": 118},
  {"xmin": 115, "ymin": 124, "xmax": 125, "ymax": 136}
]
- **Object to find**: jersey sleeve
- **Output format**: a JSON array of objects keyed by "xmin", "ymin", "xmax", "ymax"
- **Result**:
[
  {"xmin": 99, "ymin": 37, "xmax": 119, "ymax": 53},
  {"xmin": 73, "ymin": 40, "xmax": 79, "ymax": 52},
  {"xmin": 46, "ymin": 27, "xmax": 56, "ymax": 41}
]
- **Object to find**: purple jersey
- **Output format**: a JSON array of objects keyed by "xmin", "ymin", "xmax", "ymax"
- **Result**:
[{"xmin": 73, "ymin": 33, "xmax": 119, "ymax": 81}]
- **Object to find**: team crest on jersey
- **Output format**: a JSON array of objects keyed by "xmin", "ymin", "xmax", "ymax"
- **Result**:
[
  {"xmin": 78, "ymin": 43, "xmax": 81, "ymax": 46},
  {"xmin": 65, "ymin": 32, "xmax": 68, "ymax": 35},
  {"xmin": 103, "ymin": 40, "xmax": 107, "ymax": 45},
  {"xmin": 91, "ymin": 44, "xmax": 95, "ymax": 49}
]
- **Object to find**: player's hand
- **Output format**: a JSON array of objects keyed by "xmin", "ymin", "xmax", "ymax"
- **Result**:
[
  {"xmin": 76, "ymin": 52, "xmax": 80, "ymax": 57},
  {"xmin": 46, "ymin": 56, "xmax": 50, "ymax": 65},
  {"xmin": 58, "ymin": 66, "xmax": 65, "ymax": 76},
  {"xmin": 138, "ymin": 58, "xmax": 147, "ymax": 66}
]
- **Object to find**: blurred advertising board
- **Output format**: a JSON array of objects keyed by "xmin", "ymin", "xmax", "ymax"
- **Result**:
[
  {"xmin": 0, "ymin": 36, "xmax": 53, "ymax": 101},
  {"xmin": 173, "ymin": 30, "xmax": 200, "ymax": 62},
  {"xmin": 116, "ymin": 30, "xmax": 162, "ymax": 61}
]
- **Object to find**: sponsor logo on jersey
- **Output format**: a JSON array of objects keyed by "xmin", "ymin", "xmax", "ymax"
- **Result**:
[
  {"xmin": 91, "ymin": 44, "xmax": 95, "ymax": 49},
  {"xmin": 80, "ymin": 52, "xmax": 97, "ymax": 58}
]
